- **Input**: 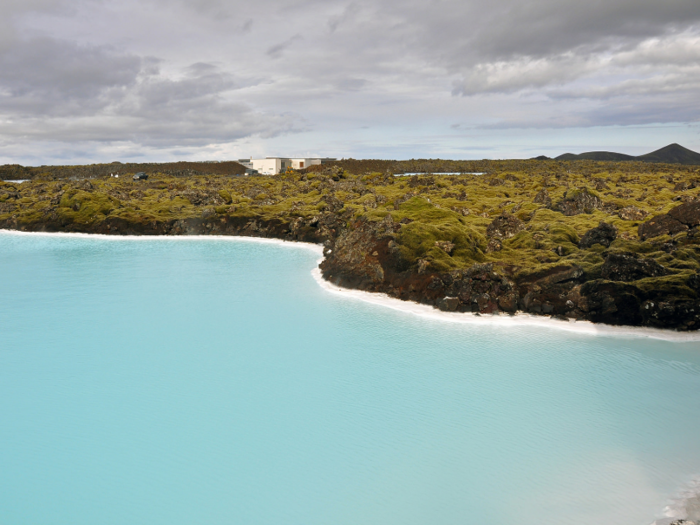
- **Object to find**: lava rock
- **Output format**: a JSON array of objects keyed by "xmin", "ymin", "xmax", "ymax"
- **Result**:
[
  {"xmin": 600, "ymin": 252, "xmax": 668, "ymax": 282},
  {"xmin": 618, "ymin": 206, "xmax": 648, "ymax": 221},
  {"xmin": 437, "ymin": 296, "xmax": 460, "ymax": 311},
  {"xmin": 533, "ymin": 189, "xmax": 552, "ymax": 207},
  {"xmin": 673, "ymin": 181, "xmax": 698, "ymax": 191},
  {"xmin": 434, "ymin": 240, "xmax": 455, "ymax": 254},
  {"xmin": 638, "ymin": 214, "xmax": 688, "ymax": 240},
  {"xmin": 668, "ymin": 201, "xmax": 700, "ymax": 227},
  {"xmin": 580, "ymin": 280, "xmax": 644, "ymax": 325},
  {"xmin": 486, "ymin": 238, "xmax": 503, "ymax": 252},
  {"xmin": 579, "ymin": 222, "xmax": 617, "ymax": 248},
  {"xmin": 486, "ymin": 213, "xmax": 524, "ymax": 239},
  {"xmin": 554, "ymin": 187, "xmax": 603, "ymax": 216},
  {"xmin": 688, "ymin": 273, "xmax": 700, "ymax": 291},
  {"xmin": 638, "ymin": 201, "xmax": 700, "ymax": 239}
]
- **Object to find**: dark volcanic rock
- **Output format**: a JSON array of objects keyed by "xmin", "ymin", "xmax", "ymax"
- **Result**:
[
  {"xmin": 434, "ymin": 240, "xmax": 455, "ymax": 254},
  {"xmin": 641, "ymin": 299, "xmax": 700, "ymax": 331},
  {"xmin": 600, "ymin": 252, "xmax": 668, "ymax": 282},
  {"xmin": 580, "ymin": 280, "xmax": 644, "ymax": 325},
  {"xmin": 689, "ymin": 273, "xmax": 700, "ymax": 291},
  {"xmin": 436, "ymin": 296, "xmax": 460, "ymax": 311},
  {"xmin": 673, "ymin": 180, "xmax": 698, "ymax": 191},
  {"xmin": 522, "ymin": 265, "xmax": 584, "ymax": 287},
  {"xmin": 486, "ymin": 213, "xmax": 524, "ymax": 239},
  {"xmin": 533, "ymin": 189, "xmax": 552, "ymax": 207},
  {"xmin": 638, "ymin": 214, "xmax": 688, "ymax": 240},
  {"xmin": 486, "ymin": 238, "xmax": 503, "ymax": 252},
  {"xmin": 618, "ymin": 206, "xmax": 648, "ymax": 221},
  {"xmin": 668, "ymin": 201, "xmax": 700, "ymax": 227},
  {"xmin": 320, "ymin": 214, "xmax": 398, "ymax": 289},
  {"xmin": 554, "ymin": 187, "xmax": 603, "ymax": 216},
  {"xmin": 579, "ymin": 222, "xmax": 617, "ymax": 248},
  {"xmin": 637, "ymin": 201, "xmax": 700, "ymax": 239}
]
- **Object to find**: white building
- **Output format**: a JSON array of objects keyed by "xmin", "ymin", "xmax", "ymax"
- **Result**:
[{"xmin": 238, "ymin": 157, "xmax": 336, "ymax": 175}]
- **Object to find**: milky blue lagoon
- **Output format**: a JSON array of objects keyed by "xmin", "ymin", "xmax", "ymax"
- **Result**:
[{"xmin": 1, "ymin": 231, "xmax": 700, "ymax": 525}]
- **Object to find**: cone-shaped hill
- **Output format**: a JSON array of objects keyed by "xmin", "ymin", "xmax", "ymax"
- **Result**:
[{"xmin": 555, "ymin": 143, "xmax": 700, "ymax": 165}]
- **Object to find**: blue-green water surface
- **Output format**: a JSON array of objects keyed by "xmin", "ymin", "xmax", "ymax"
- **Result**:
[{"xmin": 1, "ymin": 232, "xmax": 699, "ymax": 525}]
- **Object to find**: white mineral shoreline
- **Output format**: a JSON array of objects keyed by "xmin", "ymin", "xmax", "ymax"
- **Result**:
[{"xmin": 3, "ymin": 229, "xmax": 699, "ymax": 343}]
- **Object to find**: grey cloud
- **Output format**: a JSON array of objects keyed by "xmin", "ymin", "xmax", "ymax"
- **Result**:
[
  {"xmin": 451, "ymin": 55, "xmax": 594, "ymax": 96},
  {"xmin": 2, "ymin": 0, "xmax": 700, "ymax": 162},
  {"xmin": 241, "ymin": 18, "xmax": 253, "ymax": 33},
  {"xmin": 0, "ymin": 37, "xmax": 143, "ymax": 117},
  {"xmin": 403, "ymin": 0, "xmax": 700, "ymax": 65},
  {"xmin": 0, "ymin": 35, "xmax": 301, "ymax": 148},
  {"xmin": 328, "ymin": 2, "xmax": 360, "ymax": 33},
  {"xmin": 333, "ymin": 77, "xmax": 367, "ymax": 92},
  {"xmin": 548, "ymin": 71, "xmax": 700, "ymax": 100},
  {"xmin": 481, "ymin": 90, "xmax": 700, "ymax": 129},
  {"xmin": 266, "ymin": 34, "xmax": 303, "ymax": 59}
]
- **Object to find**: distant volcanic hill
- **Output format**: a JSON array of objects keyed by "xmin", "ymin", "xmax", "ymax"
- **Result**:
[{"xmin": 555, "ymin": 143, "xmax": 700, "ymax": 165}]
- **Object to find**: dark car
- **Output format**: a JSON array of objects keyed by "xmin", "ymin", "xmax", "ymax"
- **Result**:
[{"xmin": 133, "ymin": 172, "xmax": 148, "ymax": 181}]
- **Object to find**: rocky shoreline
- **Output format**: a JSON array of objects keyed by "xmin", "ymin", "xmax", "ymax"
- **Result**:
[
  {"xmin": 2, "ymin": 161, "xmax": 699, "ymax": 331},
  {"xmin": 320, "ymin": 208, "xmax": 700, "ymax": 332},
  {"xmin": 3, "ymin": 200, "xmax": 699, "ymax": 332}
]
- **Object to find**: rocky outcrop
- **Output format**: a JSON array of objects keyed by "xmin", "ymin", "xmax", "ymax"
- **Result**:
[
  {"xmin": 320, "ymin": 214, "xmax": 399, "ymax": 290},
  {"xmin": 434, "ymin": 240, "xmax": 455, "ymax": 254},
  {"xmin": 600, "ymin": 252, "xmax": 668, "ymax": 281},
  {"xmin": 319, "ymin": 219, "xmax": 700, "ymax": 330},
  {"xmin": 618, "ymin": 206, "xmax": 648, "ymax": 221},
  {"xmin": 669, "ymin": 201, "xmax": 700, "ymax": 226},
  {"xmin": 554, "ymin": 187, "xmax": 603, "ymax": 216},
  {"xmin": 639, "ymin": 214, "xmax": 688, "ymax": 240},
  {"xmin": 486, "ymin": 213, "xmax": 524, "ymax": 239},
  {"xmin": 579, "ymin": 222, "xmax": 617, "ymax": 248},
  {"xmin": 533, "ymin": 189, "xmax": 552, "ymax": 207},
  {"xmin": 639, "ymin": 201, "xmax": 700, "ymax": 239}
]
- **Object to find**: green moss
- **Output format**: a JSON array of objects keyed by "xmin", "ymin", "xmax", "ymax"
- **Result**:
[
  {"xmin": 58, "ymin": 190, "xmax": 121, "ymax": 224},
  {"xmin": 397, "ymin": 219, "xmax": 486, "ymax": 271},
  {"xmin": 4, "ymin": 160, "xmax": 698, "ymax": 282},
  {"xmin": 634, "ymin": 273, "xmax": 697, "ymax": 297}
]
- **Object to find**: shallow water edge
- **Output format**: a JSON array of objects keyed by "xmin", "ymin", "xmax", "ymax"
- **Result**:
[{"xmin": 3, "ymin": 228, "xmax": 699, "ymax": 343}]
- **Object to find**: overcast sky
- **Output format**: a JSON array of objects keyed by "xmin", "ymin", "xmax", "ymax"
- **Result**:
[{"xmin": 1, "ymin": 0, "xmax": 699, "ymax": 164}]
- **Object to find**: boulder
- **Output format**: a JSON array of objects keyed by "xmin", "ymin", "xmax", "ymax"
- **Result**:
[
  {"xmin": 533, "ymin": 189, "xmax": 552, "ymax": 207},
  {"xmin": 689, "ymin": 273, "xmax": 700, "ymax": 291},
  {"xmin": 531, "ymin": 265, "xmax": 584, "ymax": 287},
  {"xmin": 580, "ymin": 280, "xmax": 644, "ymax": 325},
  {"xmin": 638, "ymin": 214, "xmax": 688, "ymax": 240},
  {"xmin": 434, "ymin": 240, "xmax": 455, "ymax": 254},
  {"xmin": 673, "ymin": 181, "xmax": 697, "ymax": 191},
  {"xmin": 486, "ymin": 238, "xmax": 503, "ymax": 252},
  {"xmin": 554, "ymin": 187, "xmax": 603, "ymax": 216},
  {"xmin": 497, "ymin": 292, "xmax": 518, "ymax": 313},
  {"xmin": 668, "ymin": 201, "xmax": 700, "ymax": 227},
  {"xmin": 600, "ymin": 252, "xmax": 668, "ymax": 282},
  {"xmin": 638, "ymin": 201, "xmax": 700, "ymax": 239},
  {"xmin": 579, "ymin": 222, "xmax": 617, "ymax": 248},
  {"xmin": 618, "ymin": 206, "xmax": 648, "ymax": 221},
  {"xmin": 486, "ymin": 213, "xmax": 524, "ymax": 239},
  {"xmin": 417, "ymin": 259, "xmax": 430, "ymax": 274},
  {"xmin": 437, "ymin": 296, "xmax": 460, "ymax": 311}
]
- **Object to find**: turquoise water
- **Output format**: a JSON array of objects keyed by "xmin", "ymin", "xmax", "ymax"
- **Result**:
[{"xmin": 1, "ymin": 232, "xmax": 700, "ymax": 525}]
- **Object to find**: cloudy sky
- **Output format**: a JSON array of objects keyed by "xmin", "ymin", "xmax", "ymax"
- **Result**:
[{"xmin": 1, "ymin": 0, "xmax": 699, "ymax": 164}]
